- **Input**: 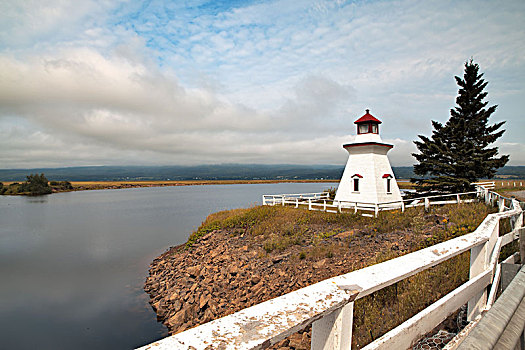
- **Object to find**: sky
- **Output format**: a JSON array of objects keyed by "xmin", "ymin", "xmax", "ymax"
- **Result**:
[{"xmin": 1, "ymin": 0, "xmax": 524, "ymax": 169}]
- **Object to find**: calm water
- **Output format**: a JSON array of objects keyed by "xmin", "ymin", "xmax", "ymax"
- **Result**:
[{"xmin": 0, "ymin": 182, "xmax": 336, "ymax": 349}]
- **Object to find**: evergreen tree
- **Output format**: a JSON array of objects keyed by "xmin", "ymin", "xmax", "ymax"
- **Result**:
[{"xmin": 412, "ymin": 59, "xmax": 509, "ymax": 193}]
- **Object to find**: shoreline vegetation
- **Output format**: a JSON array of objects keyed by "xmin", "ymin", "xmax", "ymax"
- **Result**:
[
  {"xmin": 1, "ymin": 177, "xmax": 524, "ymax": 197},
  {"xmin": 144, "ymin": 202, "xmax": 497, "ymax": 349},
  {"xmin": 0, "ymin": 179, "xmax": 339, "ymax": 195},
  {"xmin": 0, "ymin": 178, "xmax": 415, "ymax": 195}
]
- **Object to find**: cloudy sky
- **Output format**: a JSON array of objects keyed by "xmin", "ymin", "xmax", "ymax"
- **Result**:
[{"xmin": 1, "ymin": 0, "xmax": 524, "ymax": 169}]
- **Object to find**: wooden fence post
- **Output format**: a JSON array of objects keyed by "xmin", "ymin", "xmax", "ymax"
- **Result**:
[
  {"xmin": 498, "ymin": 196, "xmax": 505, "ymax": 212},
  {"xmin": 309, "ymin": 199, "xmax": 312, "ymax": 210},
  {"xmin": 468, "ymin": 220, "xmax": 499, "ymax": 320},
  {"xmin": 520, "ymin": 228, "xmax": 525, "ymax": 265},
  {"xmin": 424, "ymin": 198, "xmax": 430, "ymax": 211},
  {"xmin": 311, "ymin": 302, "xmax": 354, "ymax": 350},
  {"xmin": 401, "ymin": 201, "xmax": 405, "ymax": 212}
]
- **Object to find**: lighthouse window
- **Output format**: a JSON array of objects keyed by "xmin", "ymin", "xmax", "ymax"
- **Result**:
[
  {"xmin": 358, "ymin": 124, "xmax": 368, "ymax": 134},
  {"xmin": 371, "ymin": 124, "xmax": 378, "ymax": 134},
  {"xmin": 386, "ymin": 178, "xmax": 391, "ymax": 193},
  {"xmin": 353, "ymin": 178, "xmax": 359, "ymax": 192}
]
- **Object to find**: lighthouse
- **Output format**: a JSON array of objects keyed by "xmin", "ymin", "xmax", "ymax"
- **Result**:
[{"xmin": 334, "ymin": 109, "xmax": 402, "ymax": 205}]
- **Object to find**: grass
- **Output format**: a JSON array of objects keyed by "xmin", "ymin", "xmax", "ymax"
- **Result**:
[
  {"xmin": 188, "ymin": 202, "xmax": 495, "ymax": 252},
  {"xmin": 351, "ymin": 202, "xmax": 497, "ymax": 347},
  {"xmin": 187, "ymin": 201, "xmax": 498, "ymax": 348},
  {"xmin": 352, "ymin": 251, "xmax": 470, "ymax": 347}
]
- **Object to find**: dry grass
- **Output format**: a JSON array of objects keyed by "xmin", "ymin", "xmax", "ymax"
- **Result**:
[
  {"xmin": 188, "ymin": 201, "xmax": 497, "ymax": 348},
  {"xmin": 2, "ymin": 179, "xmax": 417, "ymax": 193},
  {"xmin": 352, "ymin": 252, "xmax": 470, "ymax": 347},
  {"xmin": 189, "ymin": 202, "xmax": 494, "ymax": 252}
]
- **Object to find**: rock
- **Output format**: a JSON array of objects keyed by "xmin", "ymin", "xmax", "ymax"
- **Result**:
[
  {"xmin": 288, "ymin": 333, "xmax": 307, "ymax": 350},
  {"xmin": 199, "ymin": 294, "xmax": 211, "ymax": 310},
  {"xmin": 190, "ymin": 282, "xmax": 199, "ymax": 293},
  {"xmin": 168, "ymin": 308, "xmax": 187, "ymax": 330},
  {"xmin": 145, "ymin": 215, "xmax": 445, "ymax": 347},
  {"xmin": 202, "ymin": 308, "xmax": 215, "ymax": 323},
  {"xmin": 336, "ymin": 230, "xmax": 354, "ymax": 238},
  {"xmin": 272, "ymin": 253, "xmax": 290, "ymax": 264},
  {"xmin": 172, "ymin": 299, "xmax": 182, "ymax": 313},
  {"xmin": 169, "ymin": 291, "xmax": 180, "ymax": 301},
  {"xmin": 187, "ymin": 265, "xmax": 201, "ymax": 277},
  {"xmin": 250, "ymin": 275, "xmax": 261, "ymax": 285},
  {"xmin": 313, "ymin": 259, "xmax": 327, "ymax": 269},
  {"xmin": 201, "ymin": 231, "xmax": 215, "ymax": 241},
  {"xmin": 229, "ymin": 264, "xmax": 240, "ymax": 275}
]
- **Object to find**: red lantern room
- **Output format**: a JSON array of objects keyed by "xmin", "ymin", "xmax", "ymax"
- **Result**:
[{"xmin": 354, "ymin": 109, "xmax": 382, "ymax": 135}]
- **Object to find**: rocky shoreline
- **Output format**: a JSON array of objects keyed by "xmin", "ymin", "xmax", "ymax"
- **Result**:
[{"xmin": 143, "ymin": 213, "xmax": 443, "ymax": 349}]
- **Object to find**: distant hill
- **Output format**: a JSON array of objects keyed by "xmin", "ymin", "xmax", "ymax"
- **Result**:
[
  {"xmin": 0, "ymin": 164, "xmax": 342, "ymax": 182},
  {"xmin": 0, "ymin": 165, "xmax": 523, "ymax": 182}
]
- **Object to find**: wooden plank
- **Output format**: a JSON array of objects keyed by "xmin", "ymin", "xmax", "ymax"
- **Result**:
[
  {"xmin": 500, "ymin": 229, "xmax": 517, "ymax": 247},
  {"xmin": 456, "ymin": 266, "xmax": 525, "ymax": 350},
  {"xmin": 136, "ymin": 281, "xmax": 359, "ymax": 350},
  {"xmin": 486, "ymin": 263, "xmax": 501, "ymax": 309},
  {"xmin": 311, "ymin": 302, "xmax": 354, "ymax": 350},
  {"xmin": 521, "ymin": 228, "xmax": 525, "ymax": 265},
  {"xmin": 361, "ymin": 270, "xmax": 491, "ymax": 350}
]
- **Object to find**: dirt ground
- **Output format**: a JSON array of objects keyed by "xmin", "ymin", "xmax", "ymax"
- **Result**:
[{"xmin": 507, "ymin": 190, "xmax": 525, "ymax": 201}]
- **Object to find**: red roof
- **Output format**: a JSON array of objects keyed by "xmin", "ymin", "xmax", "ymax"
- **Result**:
[
  {"xmin": 354, "ymin": 109, "xmax": 382, "ymax": 124},
  {"xmin": 382, "ymin": 174, "xmax": 393, "ymax": 178}
]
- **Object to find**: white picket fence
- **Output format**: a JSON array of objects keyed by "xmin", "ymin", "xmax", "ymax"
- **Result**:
[
  {"xmin": 138, "ymin": 185, "xmax": 523, "ymax": 350},
  {"xmin": 262, "ymin": 190, "xmax": 480, "ymax": 217}
]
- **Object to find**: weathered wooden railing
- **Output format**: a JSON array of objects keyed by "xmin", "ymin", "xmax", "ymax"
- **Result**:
[
  {"xmin": 263, "ymin": 190, "xmax": 481, "ymax": 217},
  {"xmin": 138, "ymin": 186, "xmax": 523, "ymax": 350}
]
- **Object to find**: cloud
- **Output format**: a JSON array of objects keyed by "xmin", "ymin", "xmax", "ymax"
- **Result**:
[
  {"xmin": 497, "ymin": 142, "xmax": 525, "ymax": 165},
  {"xmin": 1, "ymin": 0, "xmax": 524, "ymax": 168},
  {"xmin": 0, "ymin": 48, "xmax": 355, "ymax": 167}
]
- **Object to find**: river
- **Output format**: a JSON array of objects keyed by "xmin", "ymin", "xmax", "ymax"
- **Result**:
[{"xmin": 0, "ymin": 182, "xmax": 336, "ymax": 349}]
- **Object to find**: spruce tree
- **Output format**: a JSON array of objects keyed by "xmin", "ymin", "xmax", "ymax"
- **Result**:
[{"xmin": 412, "ymin": 59, "xmax": 509, "ymax": 193}]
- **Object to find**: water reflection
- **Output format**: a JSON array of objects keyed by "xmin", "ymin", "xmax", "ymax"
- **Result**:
[
  {"xmin": 0, "ymin": 183, "xmax": 336, "ymax": 349},
  {"xmin": 26, "ymin": 196, "xmax": 49, "ymax": 203}
]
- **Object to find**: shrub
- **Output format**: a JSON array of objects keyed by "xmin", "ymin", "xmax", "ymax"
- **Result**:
[
  {"xmin": 50, "ymin": 181, "xmax": 73, "ymax": 191},
  {"xmin": 18, "ymin": 173, "xmax": 52, "ymax": 195}
]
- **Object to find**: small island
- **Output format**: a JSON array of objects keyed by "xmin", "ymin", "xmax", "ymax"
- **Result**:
[{"xmin": 0, "ymin": 174, "xmax": 72, "ymax": 196}]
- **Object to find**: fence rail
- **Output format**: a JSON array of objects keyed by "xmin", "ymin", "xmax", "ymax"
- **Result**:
[
  {"xmin": 138, "ymin": 184, "xmax": 523, "ymax": 350},
  {"xmin": 263, "ymin": 190, "xmax": 482, "ymax": 217},
  {"xmin": 455, "ymin": 262, "xmax": 525, "ymax": 350}
]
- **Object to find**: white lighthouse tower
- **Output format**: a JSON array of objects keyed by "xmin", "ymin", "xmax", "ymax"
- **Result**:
[{"xmin": 334, "ymin": 109, "xmax": 402, "ymax": 205}]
